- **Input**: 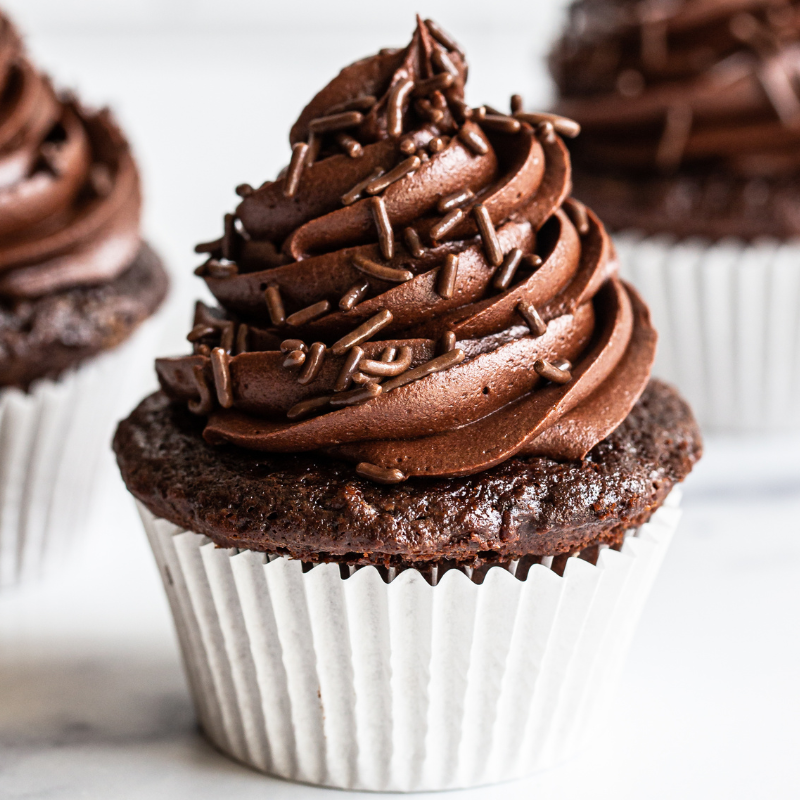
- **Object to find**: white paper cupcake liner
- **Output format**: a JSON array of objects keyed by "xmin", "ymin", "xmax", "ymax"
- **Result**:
[
  {"xmin": 615, "ymin": 233, "xmax": 800, "ymax": 431},
  {"xmin": 0, "ymin": 316, "xmax": 162, "ymax": 590},
  {"xmin": 139, "ymin": 489, "xmax": 682, "ymax": 792}
]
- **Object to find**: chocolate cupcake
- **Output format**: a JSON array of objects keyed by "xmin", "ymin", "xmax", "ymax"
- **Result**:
[
  {"xmin": 551, "ymin": 0, "xmax": 800, "ymax": 429},
  {"xmin": 115, "ymin": 18, "xmax": 700, "ymax": 791},
  {"xmin": 0, "ymin": 11, "xmax": 168, "ymax": 588}
]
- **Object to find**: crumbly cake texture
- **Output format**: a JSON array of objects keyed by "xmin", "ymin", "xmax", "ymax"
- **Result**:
[
  {"xmin": 0, "ymin": 243, "xmax": 167, "ymax": 388},
  {"xmin": 114, "ymin": 378, "xmax": 701, "ymax": 567}
]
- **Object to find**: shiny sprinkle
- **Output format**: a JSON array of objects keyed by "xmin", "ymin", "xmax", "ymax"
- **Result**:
[
  {"xmin": 286, "ymin": 300, "xmax": 331, "ymax": 327},
  {"xmin": 356, "ymin": 462, "xmax": 407, "ymax": 484},
  {"xmin": 298, "ymin": 342, "xmax": 326, "ymax": 385},
  {"xmin": 352, "ymin": 254, "xmax": 413, "ymax": 284},
  {"xmin": 331, "ymin": 309, "xmax": 394, "ymax": 355}
]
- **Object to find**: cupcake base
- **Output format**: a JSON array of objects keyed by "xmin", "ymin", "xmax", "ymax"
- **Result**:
[
  {"xmin": 115, "ymin": 380, "xmax": 701, "ymax": 566},
  {"xmin": 139, "ymin": 490, "xmax": 682, "ymax": 792},
  {"xmin": 0, "ymin": 251, "xmax": 167, "ymax": 590}
]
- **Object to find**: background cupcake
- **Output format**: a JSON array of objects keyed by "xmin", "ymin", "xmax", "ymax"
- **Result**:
[
  {"xmin": 551, "ymin": 0, "xmax": 800, "ymax": 430},
  {"xmin": 0, "ymin": 10, "xmax": 168, "ymax": 589},
  {"xmin": 115, "ymin": 18, "xmax": 700, "ymax": 791}
]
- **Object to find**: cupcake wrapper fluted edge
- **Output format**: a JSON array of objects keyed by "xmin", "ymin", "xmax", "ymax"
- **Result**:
[
  {"xmin": 0, "ymin": 313, "xmax": 163, "ymax": 590},
  {"xmin": 615, "ymin": 233, "xmax": 800, "ymax": 431},
  {"xmin": 139, "ymin": 489, "xmax": 682, "ymax": 792}
]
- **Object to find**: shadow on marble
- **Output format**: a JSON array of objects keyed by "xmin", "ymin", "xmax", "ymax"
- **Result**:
[{"xmin": 0, "ymin": 649, "xmax": 193, "ymax": 748}]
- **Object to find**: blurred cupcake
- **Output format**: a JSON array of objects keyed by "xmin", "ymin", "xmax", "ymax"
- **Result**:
[
  {"xmin": 551, "ymin": 0, "xmax": 800, "ymax": 430},
  {"xmin": 115, "ymin": 18, "xmax": 700, "ymax": 791},
  {"xmin": 0, "ymin": 11, "xmax": 168, "ymax": 588}
]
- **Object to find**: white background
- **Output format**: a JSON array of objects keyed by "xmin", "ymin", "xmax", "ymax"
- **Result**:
[{"xmin": 0, "ymin": 2, "xmax": 799, "ymax": 798}]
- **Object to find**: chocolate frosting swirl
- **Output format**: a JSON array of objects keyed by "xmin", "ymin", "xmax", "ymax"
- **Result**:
[
  {"xmin": 553, "ymin": 0, "xmax": 800, "ymax": 178},
  {"xmin": 157, "ymin": 18, "xmax": 656, "ymax": 481},
  {"xmin": 0, "ymin": 13, "xmax": 141, "ymax": 300}
]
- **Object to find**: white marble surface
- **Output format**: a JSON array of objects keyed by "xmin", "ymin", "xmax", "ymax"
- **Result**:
[
  {"xmin": 1, "ymin": 12, "xmax": 799, "ymax": 799},
  {"xmin": 2, "ymin": 437, "xmax": 799, "ymax": 799}
]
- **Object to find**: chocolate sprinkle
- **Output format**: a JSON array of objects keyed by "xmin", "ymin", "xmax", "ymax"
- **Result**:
[
  {"xmin": 329, "ymin": 381, "xmax": 382, "ymax": 408},
  {"xmin": 516, "ymin": 111, "xmax": 580, "ymax": 139},
  {"xmin": 440, "ymin": 330, "xmax": 457, "ymax": 353},
  {"xmin": 536, "ymin": 120, "xmax": 557, "ymax": 144},
  {"xmin": 355, "ymin": 461, "xmax": 407, "ymax": 484},
  {"xmin": 286, "ymin": 300, "xmax": 331, "ymax": 327},
  {"xmin": 437, "ymin": 253, "xmax": 460, "ymax": 298},
  {"xmin": 429, "ymin": 136, "xmax": 448, "ymax": 153},
  {"xmin": 403, "ymin": 227, "xmax": 425, "ymax": 257},
  {"xmin": 264, "ymin": 284, "xmax": 286, "ymax": 327},
  {"xmin": 382, "ymin": 348, "xmax": 465, "ymax": 392},
  {"xmin": 287, "ymin": 394, "xmax": 331, "ymax": 421},
  {"xmin": 413, "ymin": 72, "xmax": 455, "ymax": 97},
  {"xmin": 335, "ymin": 345, "xmax": 364, "ymax": 392},
  {"xmin": 387, "ymin": 77, "xmax": 414, "ymax": 138},
  {"xmin": 458, "ymin": 126, "xmax": 490, "ymax": 155},
  {"xmin": 360, "ymin": 345, "xmax": 413, "ymax": 376},
  {"xmin": 235, "ymin": 183, "xmax": 254, "ymax": 197},
  {"xmin": 298, "ymin": 342, "xmax": 326, "ymax": 385},
  {"xmin": 305, "ymin": 131, "xmax": 321, "ymax": 167},
  {"xmin": 308, "ymin": 110, "xmax": 364, "ymax": 134},
  {"xmin": 432, "ymin": 46, "xmax": 460, "ymax": 79},
  {"xmin": 283, "ymin": 349, "xmax": 306, "ymax": 368},
  {"xmin": 425, "ymin": 19, "xmax": 464, "ymax": 56},
  {"xmin": 480, "ymin": 113, "xmax": 522, "ymax": 134},
  {"xmin": 534, "ymin": 358, "xmax": 572, "ymax": 384},
  {"xmin": 284, "ymin": 142, "xmax": 309, "ymax": 198},
  {"xmin": 339, "ymin": 279, "xmax": 370, "ymax": 311},
  {"xmin": 518, "ymin": 301, "xmax": 547, "ymax": 336},
  {"xmin": 430, "ymin": 208, "xmax": 464, "ymax": 241},
  {"xmin": 211, "ymin": 348, "xmax": 234, "ymax": 409},
  {"xmin": 371, "ymin": 196, "xmax": 395, "ymax": 260},
  {"xmin": 399, "ymin": 137, "xmax": 417, "ymax": 154},
  {"xmin": 437, "ymin": 188, "xmax": 474, "ymax": 213},
  {"xmin": 280, "ymin": 339, "xmax": 307, "ymax": 353},
  {"xmin": 331, "ymin": 308, "xmax": 394, "ymax": 355},
  {"xmin": 336, "ymin": 132, "xmax": 363, "ymax": 158},
  {"xmin": 352, "ymin": 254, "xmax": 412, "ymax": 283},
  {"xmin": 221, "ymin": 213, "xmax": 236, "ymax": 260},
  {"xmin": 342, "ymin": 167, "xmax": 384, "ymax": 206},
  {"xmin": 219, "ymin": 320, "xmax": 235, "ymax": 354},
  {"xmin": 493, "ymin": 247, "xmax": 523, "ymax": 290},
  {"xmin": 511, "ymin": 94, "xmax": 523, "ymax": 114},
  {"xmin": 473, "ymin": 203, "xmax": 503, "ymax": 266},
  {"xmin": 187, "ymin": 324, "xmax": 217, "ymax": 343},
  {"xmin": 366, "ymin": 155, "xmax": 421, "ymax": 195}
]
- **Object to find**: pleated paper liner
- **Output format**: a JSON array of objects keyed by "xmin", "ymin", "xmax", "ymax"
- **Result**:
[
  {"xmin": 140, "ymin": 489, "xmax": 681, "ymax": 792},
  {"xmin": 615, "ymin": 233, "xmax": 800, "ymax": 431},
  {"xmin": 0, "ymin": 315, "xmax": 162, "ymax": 590}
]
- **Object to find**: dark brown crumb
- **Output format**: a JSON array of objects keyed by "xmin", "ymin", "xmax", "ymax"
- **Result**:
[
  {"xmin": 0, "ymin": 242, "xmax": 168, "ymax": 388},
  {"xmin": 114, "ymin": 379, "xmax": 702, "ymax": 567}
]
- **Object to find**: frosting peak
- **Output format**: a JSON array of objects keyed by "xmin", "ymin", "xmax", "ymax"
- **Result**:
[
  {"xmin": 552, "ymin": 0, "xmax": 800, "ymax": 177},
  {"xmin": 157, "ymin": 18, "xmax": 656, "ymax": 482},
  {"xmin": 0, "ymin": 13, "xmax": 142, "ymax": 300}
]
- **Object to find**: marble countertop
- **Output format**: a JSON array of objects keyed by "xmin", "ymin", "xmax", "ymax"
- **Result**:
[
  {"xmin": 1, "ymin": 18, "xmax": 799, "ymax": 800},
  {"xmin": 3, "ymin": 435, "xmax": 798, "ymax": 799}
]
